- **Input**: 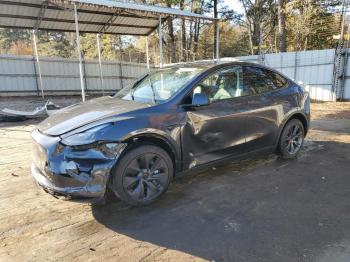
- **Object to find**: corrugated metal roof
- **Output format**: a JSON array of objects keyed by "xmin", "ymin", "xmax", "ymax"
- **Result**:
[{"xmin": 0, "ymin": 0, "xmax": 216, "ymax": 35}]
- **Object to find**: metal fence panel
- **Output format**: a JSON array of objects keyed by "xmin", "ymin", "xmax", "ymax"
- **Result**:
[
  {"xmin": 262, "ymin": 49, "xmax": 335, "ymax": 101},
  {"xmin": 343, "ymin": 50, "xmax": 350, "ymax": 100},
  {"xmin": 1, "ymin": 50, "xmax": 349, "ymax": 101},
  {"xmin": 0, "ymin": 54, "xmax": 149, "ymax": 95}
]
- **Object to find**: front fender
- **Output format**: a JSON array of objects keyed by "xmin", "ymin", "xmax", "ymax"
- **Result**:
[{"xmin": 92, "ymin": 116, "xmax": 182, "ymax": 170}]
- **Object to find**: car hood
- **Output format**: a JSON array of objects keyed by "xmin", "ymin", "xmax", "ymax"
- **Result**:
[{"xmin": 38, "ymin": 97, "xmax": 149, "ymax": 136}]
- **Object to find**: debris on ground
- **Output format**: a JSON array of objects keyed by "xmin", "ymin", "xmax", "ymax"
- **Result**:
[{"xmin": 0, "ymin": 100, "xmax": 61, "ymax": 122}]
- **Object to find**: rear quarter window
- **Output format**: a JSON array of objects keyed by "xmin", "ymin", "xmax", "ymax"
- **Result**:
[
  {"xmin": 243, "ymin": 66, "xmax": 289, "ymax": 96},
  {"xmin": 243, "ymin": 66, "xmax": 274, "ymax": 95},
  {"xmin": 265, "ymin": 70, "xmax": 289, "ymax": 89}
]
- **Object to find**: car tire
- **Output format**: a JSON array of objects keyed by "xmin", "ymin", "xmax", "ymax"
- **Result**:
[
  {"xmin": 277, "ymin": 119, "xmax": 305, "ymax": 159},
  {"xmin": 110, "ymin": 145, "xmax": 174, "ymax": 206}
]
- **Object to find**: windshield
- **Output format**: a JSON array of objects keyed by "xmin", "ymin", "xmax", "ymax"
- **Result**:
[{"xmin": 115, "ymin": 67, "xmax": 204, "ymax": 104}]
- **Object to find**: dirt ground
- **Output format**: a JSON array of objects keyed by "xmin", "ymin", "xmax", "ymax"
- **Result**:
[{"xmin": 1, "ymin": 99, "xmax": 350, "ymax": 262}]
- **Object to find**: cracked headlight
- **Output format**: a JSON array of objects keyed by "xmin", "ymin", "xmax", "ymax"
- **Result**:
[{"xmin": 61, "ymin": 124, "xmax": 110, "ymax": 147}]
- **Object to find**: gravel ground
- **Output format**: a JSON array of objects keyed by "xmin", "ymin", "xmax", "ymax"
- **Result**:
[{"xmin": 0, "ymin": 98, "xmax": 350, "ymax": 262}]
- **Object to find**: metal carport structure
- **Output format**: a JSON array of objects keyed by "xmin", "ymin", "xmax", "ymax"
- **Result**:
[{"xmin": 0, "ymin": 0, "xmax": 217, "ymax": 101}]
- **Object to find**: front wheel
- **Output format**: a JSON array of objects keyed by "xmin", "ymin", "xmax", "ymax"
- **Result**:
[
  {"xmin": 277, "ymin": 119, "xmax": 305, "ymax": 159},
  {"xmin": 110, "ymin": 145, "xmax": 174, "ymax": 206}
]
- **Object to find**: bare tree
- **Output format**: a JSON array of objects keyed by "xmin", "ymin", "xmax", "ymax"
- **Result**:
[
  {"xmin": 166, "ymin": 17, "xmax": 176, "ymax": 62},
  {"xmin": 278, "ymin": 0, "xmax": 287, "ymax": 52},
  {"xmin": 213, "ymin": 0, "xmax": 218, "ymax": 58},
  {"xmin": 180, "ymin": 0, "xmax": 187, "ymax": 61},
  {"xmin": 240, "ymin": 0, "xmax": 274, "ymax": 54}
]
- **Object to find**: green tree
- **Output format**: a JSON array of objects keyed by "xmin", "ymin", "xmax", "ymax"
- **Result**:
[
  {"xmin": 37, "ymin": 32, "xmax": 74, "ymax": 58},
  {"xmin": 286, "ymin": 0, "xmax": 340, "ymax": 51},
  {"xmin": 0, "ymin": 28, "xmax": 31, "ymax": 54}
]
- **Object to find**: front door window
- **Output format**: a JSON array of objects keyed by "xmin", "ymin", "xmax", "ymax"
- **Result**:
[{"xmin": 195, "ymin": 66, "xmax": 244, "ymax": 102}]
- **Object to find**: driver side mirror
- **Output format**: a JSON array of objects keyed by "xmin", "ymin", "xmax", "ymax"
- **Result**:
[{"xmin": 192, "ymin": 92, "xmax": 209, "ymax": 106}]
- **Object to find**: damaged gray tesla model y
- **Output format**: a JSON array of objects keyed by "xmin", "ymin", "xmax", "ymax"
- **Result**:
[{"xmin": 31, "ymin": 62, "xmax": 310, "ymax": 206}]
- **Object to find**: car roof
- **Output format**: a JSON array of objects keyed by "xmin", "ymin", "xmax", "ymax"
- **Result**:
[
  {"xmin": 161, "ymin": 60, "xmax": 292, "ymax": 81},
  {"xmin": 162, "ymin": 60, "xmax": 266, "ymax": 70}
]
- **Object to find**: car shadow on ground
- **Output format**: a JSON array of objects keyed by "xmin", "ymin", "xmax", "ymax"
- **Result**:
[{"xmin": 92, "ymin": 141, "xmax": 350, "ymax": 262}]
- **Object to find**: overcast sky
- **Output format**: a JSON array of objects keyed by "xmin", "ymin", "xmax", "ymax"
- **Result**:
[{"xmin": 225, "ymin": 0, "xmax": 244, "ymax": 15}]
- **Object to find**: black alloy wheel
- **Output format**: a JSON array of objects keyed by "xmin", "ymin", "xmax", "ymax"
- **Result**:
[
  {"xmin": 111, "ymin": 145, "xmax": 173, "ymax": 206},
  {"xmin": 278, "ymin": 119, "xmax": 305, "ymax": 159}
]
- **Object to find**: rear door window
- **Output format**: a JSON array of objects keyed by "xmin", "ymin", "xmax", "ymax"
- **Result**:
[
  {"xmin": 266, "ymin": 70, "xmax": 289, "ymax": 89},
  {"xmin": 243, "ymin": 66, "xmax": 274, "ymax": 95},
  {"xmin": 243, "ymin": 66, "xmax": 289, "ymax": 95}
]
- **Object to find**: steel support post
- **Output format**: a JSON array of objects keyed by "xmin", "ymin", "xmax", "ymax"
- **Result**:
[
  {"xmin": 74, "ymin": 3, "xmax": 86, "ymax": 102},
  {"xmin": 32, "ymin": 30, "xmax": 44, "ymax": 98},
  {"xmin": 216, "ymin": 20, "xmax": 220, "ymax": 61},
  {"xmin": 146, "ymin": 36, "xmax": 150, "ymax": 71},
  {"xmin": 159, "ymin": 16, "xmax": 163, "ymax": 67},
  {"xmin": 96, "ymin": 34, "xmax": 104, "ymax": 96}
]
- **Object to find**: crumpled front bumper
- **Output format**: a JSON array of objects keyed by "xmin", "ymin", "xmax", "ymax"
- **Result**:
[
  {"xmin": 31, "ymin": 163, "xmax": 106, "ymax": 200},
  {"xmin": 31, "ymin": 130, "xmax": 127, "ymax": 201}
]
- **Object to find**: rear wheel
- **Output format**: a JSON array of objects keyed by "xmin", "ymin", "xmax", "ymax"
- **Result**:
[
  {"xmin": 277, "ymin": 119, "xmax": 305, "ymax": 159},
  {"xmin": 111, "ymin": 145, "xmax": 173, "ymax": 206}
]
